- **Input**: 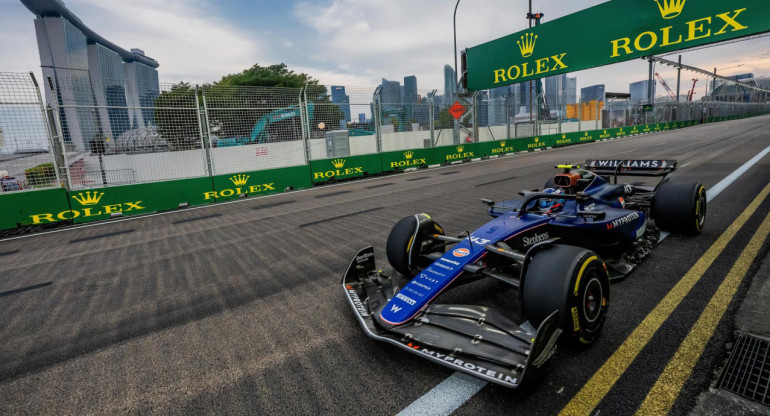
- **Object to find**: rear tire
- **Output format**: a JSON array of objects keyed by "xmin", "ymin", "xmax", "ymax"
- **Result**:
[
  {"xmin": 653, "ymin": 182, "xmax": 707, "ymax": 234},
  {"xmin": 523, "ymin": 245, "xmax": 610, "ymax": 346},
  {"xmin": 386, "ymin": 214, "xmax": 445, "ymax": 277}
]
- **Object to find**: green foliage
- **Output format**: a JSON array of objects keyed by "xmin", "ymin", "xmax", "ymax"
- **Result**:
[
  {"xmin": 153, "ymin": 82, "xmax": 201, "ymax": 150},
  {"xmin": 24, "ymin": 163, "xmax": 56, "ymax": 187},
  {"xmin": 216, "ymin": 63, "xmax": 319, "ymax": 88},
  {"xmin": 434, "ymin": 108, "xmax": 455, "ymax": 129}
]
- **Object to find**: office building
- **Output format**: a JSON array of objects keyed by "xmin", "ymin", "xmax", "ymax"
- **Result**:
[
  {"xmin": 380, "ymin": 78, "xmax": 401, "ymax": 112},
  {"xmin": 403, "ymin": 75, "xmax": 418, "ymax": 122},
  {"xmin": 444, "ymin": 65, "xmax": 457, "ymax": 99},
  {"xmin": 629, "ymin": 80, "xmax": 653, "ymax": 105},
  {"xmin": 22, "ymin": 0, "xmax": 160, "ymax": 151},
  {"xmin": 330, "ymin": 86, "xmax": 351, "ymax": 123},
  {"xmin": 358, "ymin": 113, "xmax": 366, "ymax": 124},
  {"xmin": 581, "ymin": 84, "xmax": 606, "ymax": 103}
]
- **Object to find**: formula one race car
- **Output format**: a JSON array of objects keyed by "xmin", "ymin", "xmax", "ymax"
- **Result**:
[{"xmin": 342, "ymin": 160, "xmax": 706, "ymax": 388}]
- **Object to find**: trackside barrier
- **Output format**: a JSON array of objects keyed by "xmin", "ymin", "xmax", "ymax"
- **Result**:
[{"xmin": 1, "ymin": 110, "xmax": 769, "ymax": 231}]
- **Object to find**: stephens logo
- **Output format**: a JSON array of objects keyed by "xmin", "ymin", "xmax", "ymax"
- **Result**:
[
  {"xmin": 452, "ymin": 248, "xmax": 470, "ymax": 257},
  {"xmin": 523, "ymin": 232, "xmax": 550, "ymax": 247}
]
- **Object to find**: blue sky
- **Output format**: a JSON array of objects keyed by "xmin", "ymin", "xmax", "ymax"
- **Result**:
[{"xmin": 1, "ymin": 0, "xmax": 769, "ymax": 100}]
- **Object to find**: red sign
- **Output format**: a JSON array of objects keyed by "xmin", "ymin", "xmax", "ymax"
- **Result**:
[{"xmin": 449, "ymin": 101, "xmax": 465, "ymax": 120}]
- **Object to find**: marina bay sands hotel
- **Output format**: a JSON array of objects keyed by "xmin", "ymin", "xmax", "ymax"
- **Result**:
[{"xmin": 21, "ymin": 0, "xmax": 161, "ymax": 152}]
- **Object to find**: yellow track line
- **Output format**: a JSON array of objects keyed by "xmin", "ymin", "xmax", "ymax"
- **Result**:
[
  {"xmin": 635, "ymin": 206, "xmax": 770, "ymax": 416},
  {"xmin": 560, "ymin": 182, "xmax": 770, "ymax": 416}
]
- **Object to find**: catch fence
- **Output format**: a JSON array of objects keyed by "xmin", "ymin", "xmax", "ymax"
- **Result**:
[{"xmin": 1, "ymin": 69, "xmax": 769, "ymax": 230}]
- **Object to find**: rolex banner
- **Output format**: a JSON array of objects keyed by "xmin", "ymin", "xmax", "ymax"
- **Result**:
[{"xmin": 464, "ymin": 0, "xmax": 770, "ymax": 91}]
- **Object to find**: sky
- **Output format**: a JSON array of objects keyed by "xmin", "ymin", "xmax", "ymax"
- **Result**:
[{"xmin": 1, "ymin": 0, "xmax": 770, "ymax": 101}]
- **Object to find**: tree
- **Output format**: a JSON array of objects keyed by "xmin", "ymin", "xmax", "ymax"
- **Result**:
[
  {"xmin": 209, "ymin": 63, "xmax": 346, "ymax": 141},
  {"xmin": 216, "ymin": 63, "xmax": 317, "ymax": 88},
  {"xmin": 153, "ymin": 82, "xmax": 202, "ymax": 150}
]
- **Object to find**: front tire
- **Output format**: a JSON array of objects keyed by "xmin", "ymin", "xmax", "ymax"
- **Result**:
[
  {"xmin": 386, "ymin": 214, "xmax": 445, "ymax": 277},
  {"xmin": 653, "ymin": 182, "xmax": 707, "ymax": 234},
  {"xmin": 522, "ymin": 245, "xmax": 610, "ymax": 345}
]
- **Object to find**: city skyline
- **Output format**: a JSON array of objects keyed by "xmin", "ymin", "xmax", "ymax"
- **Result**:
[{"xmin": 2, "ymin": 0, "xmax": 769, "ymax": 98}]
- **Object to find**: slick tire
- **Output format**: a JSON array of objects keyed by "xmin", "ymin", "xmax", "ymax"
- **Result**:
[
  {"xmin": 653, "ymin": 182, "xmax": 707, "ymax": 235},
  {"xmin": 386, "ymin": 214, "xmax": 444, "ymax": 277},
  {"xmin": 523, "ymin": 245, "xmax": 610, "ymax": 346}
]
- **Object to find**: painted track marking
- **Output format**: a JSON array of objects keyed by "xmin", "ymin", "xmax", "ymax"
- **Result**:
[
  {"xmin": 396, "ymin": 372, "xmax": 486, "ymax": 416},
  {"xmin": 559, "ymin": 182, "xmax": 770, "ymax": 416},
  {"xmin": 634, "ymin": 207, "xmax": 770, "ymax": 416}
]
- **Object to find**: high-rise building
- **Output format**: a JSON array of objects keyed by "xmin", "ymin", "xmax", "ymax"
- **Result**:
[
  {"xmin": 358, "ymin": 113, "xmax": 366, "ymax": 124},
  {"xmin": 403, "ymin": 75, "xmax": 418, "ymax": 122},
  {"xmin": 629, "ymin": 80, "xmax": 652, "ymax": 105},
  {"xmin": 444, "ymin": 65, "xmax": 457, "ymax": 100},
  {"xmin": 380, "ymin": 78, "xmax": 401, "ymax": 112},
  {"xmin": 330, "ymin": 86, "xmax": 351, "ymax": 123},
  {"xmin": 565, "ymin": 77, "xmax": 577, "ymax": 105},
  {"xmin": 581, "ymin": 84, "xmax": 605, "ymax": 103},
  {"xmin": 22, "ymin": 0, "xmax": 160, "ymax": 151}
]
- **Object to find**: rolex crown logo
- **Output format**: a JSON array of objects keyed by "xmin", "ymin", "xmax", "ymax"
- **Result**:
[
  {"xmin": 562, "ymin": 134, "xmax": 566, "ymax": 139},
  {"xmin": 332, "ymin": 158, "xmax": 346, "ymax": 169},
  {"xmin": 534, "ymin": 137, "xmax": 539, "ymax": 142},
  {"xmin": 456, "ymin": 146, "xmax": 464, "ymax": 153},
  {"xmin": 585, "ymin": 132, "xmax": 589, "ymax": 136},
  {"xmin": 654, "ymin": 0, "xmax": 685, "ymax": 19},
  {"xmin": 517, "ymin": 33, "xmax": 538, "ymax": 58},
  {"xmin": 500, "ymin": 141, "xmax": 506, "ymax": 147},
  {"xmin": 72, "ymin": 191, "xmax": 104, "ymax": 206},
  {"xmin": 229, "ymin": 174, "xmax": 250, "ymax": 186},
  {"xmin": 404, "ymin": 151, "xmax": 414, "ymax": 160},
  {"xmin": 604, "ymin": 130, "xmax": 607, "ymax": 134}
]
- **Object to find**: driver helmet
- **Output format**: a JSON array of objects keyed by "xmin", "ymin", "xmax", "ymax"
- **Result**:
[{"xmin": 540, "ymin": 188, "xmax": 565, "ymax": 210}]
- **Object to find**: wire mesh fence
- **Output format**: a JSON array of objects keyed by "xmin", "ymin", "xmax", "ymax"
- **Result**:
[
  {"xmin": 3, "ymin": 71, "xmax": 770, "ymax": 195},
  {"xmin": 0, "ymin": 72, "xmax": 60, "ymax": 192},
  {"xmin": 49, "ymin": 78, "xmax": 207, "ymax": 189},
  {"xmin": 203, "ymin": 84, "xmax": 306, "ymax": 175}
]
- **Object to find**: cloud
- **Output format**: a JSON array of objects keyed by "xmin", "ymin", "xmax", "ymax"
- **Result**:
[{"xmin": 60, "ymin": 0, "xmax": 267, "ymax": 84}]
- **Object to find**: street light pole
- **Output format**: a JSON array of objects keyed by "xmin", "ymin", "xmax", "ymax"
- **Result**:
[{"xmin": 453, "ymin": 0, "xmax": 461, "ymax": 89}]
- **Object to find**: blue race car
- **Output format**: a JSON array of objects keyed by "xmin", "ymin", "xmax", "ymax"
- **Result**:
[{"xmin": 342, "ymin": 160, "xmax": 707, "ymax": 388}]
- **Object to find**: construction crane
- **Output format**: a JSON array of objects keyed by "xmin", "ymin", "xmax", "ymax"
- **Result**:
[
  {"xmin": 687, "ymin": 79, "xmax": 698, "ymax": 102},
  {"xmin": 654, "ymin": 72, "xmax": 677, "ymax": 101}
]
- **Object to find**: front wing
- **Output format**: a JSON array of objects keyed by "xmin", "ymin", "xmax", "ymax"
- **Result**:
[{"xmin": 342, "ymin": 246, "xmax": 561, "ymax": 388}]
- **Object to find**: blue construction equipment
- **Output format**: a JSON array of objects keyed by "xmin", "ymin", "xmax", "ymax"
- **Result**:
[{"xmin": 217, "ymin": 102, "xmax": 314, "ymax": 147}]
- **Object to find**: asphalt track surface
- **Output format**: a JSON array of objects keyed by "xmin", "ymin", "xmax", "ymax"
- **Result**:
[{"xmin": 1, "ymin": 116, "xmax": 769, "ymax": 415}]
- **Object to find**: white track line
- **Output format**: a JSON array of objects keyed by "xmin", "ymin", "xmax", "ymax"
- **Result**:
[
  {"xmin": 397, "ymin": 373, "xmax": 486, "ymax": 416},
  {"xmin": 397, "ymin": 143, "xmax": 770, "ymax": 415}
]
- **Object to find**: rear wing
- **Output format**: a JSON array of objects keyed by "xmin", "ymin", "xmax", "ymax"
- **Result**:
[{"xmin": 583, "ymin": 159, "xmax": 677, "ymax": 177}]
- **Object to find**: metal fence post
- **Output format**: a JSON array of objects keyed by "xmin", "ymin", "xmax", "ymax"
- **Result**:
[
  {"xmin": 505, "ymin": 93, "xmax": 512, "ymax": 139},
  {"xmin": 197, "ymin": 85, "xmax": 215, "ymax": 177},
  {"xmin": 29, "ymin": 72, "xmax": 65, "ymax": 189},
  {"xmin": 298, "ymin": 85, "xmax": 310, "ymax": 164},
  {"xmin": 472, "ymin": 91, "xmax": 480, "ymax": 143},
  {"xmin": 428, "ymin": 90, "xmax": 436, "ymax": 147},
  {"xmin": 373, "ymin": 86, "xmax": 382, "ymax": 154}
]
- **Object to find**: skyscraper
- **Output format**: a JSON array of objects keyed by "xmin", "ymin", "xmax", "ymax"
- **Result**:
[
  {"xmin": 545, "ymin": 74, "xmax": 567, "ymax": 112},
  {"xmin": 22, "ymin": 0, "xmax": 160, "ymax": 151},
  {"xmin": 581, "ymin": 84, "xmax": 605, "ymax": 103},
  {"xmin": 629, "ymin": 80, "xmax": 652, "ymax": 105},
  {"xmin": 403, "ymin": 75, "xmax": 418, "ymax": 122},
  {"xmin": 565, "ymin": 77, "xmax": 577, "ymax": 105},
  {"xmin": 380, "ymin": 78, "xmax": 401, "ymax": 112},
  {"xmin": 444, "ymin": 65, "xmax": 457, "ymax": 100},
  {"xmin": 330, "ymin": 86, "xmax": 351, "ymax": 123}
]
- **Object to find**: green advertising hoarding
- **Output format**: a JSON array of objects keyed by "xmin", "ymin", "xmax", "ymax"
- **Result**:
[
  {"xmin": 433, "ymin": 143, "xmax": 479, "ymax": 164},
  {"xmin": 310, "ymin": 154, "xmax": 383, "ymax": 184},
  {"xmin": 464, "ymin": 0, "xmax": 770, "ymax": 91},
  {"xmin": 0, "ymin": 188, "xmax": 71, "ymax": 229},
  {"xmin": 210, "ymin": 165, "xmax": 312, "ymax": 202},
  {"xmin": 380, "ymin": 148, "xmax": 433, "ymax": 172}
]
